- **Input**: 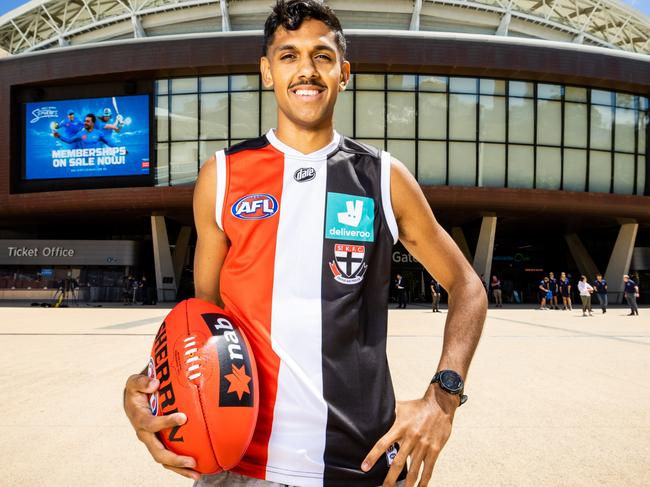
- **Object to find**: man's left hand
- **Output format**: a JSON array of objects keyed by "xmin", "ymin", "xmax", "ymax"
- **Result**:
[{"xmin": 361, "ymin": 386, "xmax": 458, "ymax": 487}]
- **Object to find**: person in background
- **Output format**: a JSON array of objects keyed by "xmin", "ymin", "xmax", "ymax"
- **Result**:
[
  {"xmin": 577, "ymin": 275, "xmax": 594, "ymax": 317},
  {"xmin": 623, "ymin": 274, "xmax": 640, "ymax": 316},
  {"xmin": 538, "ymin": 276, "xmax": 551, "ymax": 310},
  {"xmin": 430, "ymin": 277, "xmax": 441, "ymax": 312},
  {"xmin": 593, "ymin": 274, "xmax": 608, "ymax": 314},
  {"xmin": 548, "ymin": 271, "xmax": 559, "ymax": 310},
  {"xmin": 395, "ymin": 273, "xmax": 407, "ymax": 309},
  {"xmin": 491, "ymin": 275, "xmax": 502, "ymax": 308},
  {"xmin": 558, "ymin": 271, "xmax": 572, "ymax": 311}
]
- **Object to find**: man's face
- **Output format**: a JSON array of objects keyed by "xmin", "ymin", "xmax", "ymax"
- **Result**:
[
  {"xmin": 84, "ymin": 117, "xmax": 94, "ymax": 130},
  {"xmin": 260, "ymin": 19, "xmax": 350, "ymax": 131},
  {"xmin": 68, "ymin": 113, "xmax": 75, "ymax": 121},
  {"xmin": 624, "ymin": 276, "xmax": 629, "ymax": 282}
]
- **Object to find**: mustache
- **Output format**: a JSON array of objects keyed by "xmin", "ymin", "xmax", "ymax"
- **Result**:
[{"xmin": 288, "ymin": 80, "xmax": 325, "ymax": 90}]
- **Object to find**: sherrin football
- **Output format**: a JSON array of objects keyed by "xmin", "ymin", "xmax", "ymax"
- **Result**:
[{"xmin": 147, "ymin": 298, "xmax": 259, "ymax": 473}]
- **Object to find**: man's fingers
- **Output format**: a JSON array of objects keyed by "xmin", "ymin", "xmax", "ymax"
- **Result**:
[
  {"xmin": 126, "ymin": 373, "xmax": 159, "ymax": 394},
  {"xmin": 162, "ymin": 464, "xmax": 202, "ymax": 481},
  {"xmin": 361, "ymin": 428, "xmax": 400, "ymax": 472},
  {"xmin": 404, "ymin": 447, "xmax": 426, "ymax": 487},
  {"xmin": 382, "ymin": 440, "xmax": 413, "ymax": 487},
  {"xmin": 137, "ymin": 411, "xmax": 187, "ymax": 434},
  {"xmin": 416, "ymin": 449, "xmax": 440, "ymax": 487},
  {"xmin": 141, "ymin": 430, "xmax": 197, "ymax": 470}
]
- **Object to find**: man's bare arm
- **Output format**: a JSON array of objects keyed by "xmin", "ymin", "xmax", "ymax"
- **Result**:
[
  {"xmin": 391, "ymin": 158, "xmax": 485, "ymax": 379},
  {"xmin": 363, "ymin": 157, "xmax": 486, "ymax": 487}
]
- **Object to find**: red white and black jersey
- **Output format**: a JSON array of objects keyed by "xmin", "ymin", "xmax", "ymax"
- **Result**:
[{"xmin": 214, "ymin": 129, "xmax": 402, "ymax": 486}]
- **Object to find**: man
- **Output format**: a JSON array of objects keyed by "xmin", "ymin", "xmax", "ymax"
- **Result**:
[
  {"xmin": 593, "ymin": 274, "xmax": 608, "ymax": 314},
  {"xmin": 548, "ymin": 271, "xmax": 559, "ymax": 310},
  {"xmin": 430, "ymin": 276, "xmax": 441, "ymax": 312},
  {"xmin": 96, "ymin": 107, "xmax": 122, "ymax": 136},
  {"xmin": 538, "ymin": 275, "xmax": 551, "ymax": 310},
  {"xmin": 54, "ymin": 109, "xmax": 83, "ymax": 148},
  {"xmin": 623, "ymin": 274, "xmax": 640, "ymax": 316},
  {"xmin": 53, "ymin": 113, "xmax": 116, "ymax": 148},
  {"xmin": 395, "ymin": 273, "xmax": 407, "ymax": 309},
  {"xmin": 123, "ymin": 2, "xmax": 486, "ymax": 487},
  {"xmin": 490, "ymin": 275, "xmax": 502, "ymax": 308},
  {"xmin": 558, "ymin": 271, "xmax": 572, "ymax": 311}
]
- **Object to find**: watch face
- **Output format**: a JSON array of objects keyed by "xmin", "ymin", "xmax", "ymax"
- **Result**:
[{"xmin": 440, "ymin": 370, "xmax": 463, "ymax": 393}]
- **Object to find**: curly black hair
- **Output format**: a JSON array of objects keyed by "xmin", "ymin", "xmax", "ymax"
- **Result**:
[{"xmin": 263, "ymin": 0, "xmax": 347, "ymax": 58}]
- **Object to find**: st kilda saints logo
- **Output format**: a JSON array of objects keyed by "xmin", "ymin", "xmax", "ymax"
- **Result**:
[
  {"xmin": 201, "ymin": 314, "xmax": 255, "ymax": 407},
  {"xmin": 294, "ymin": 167, "xmax": 316, "ymax": 183},
  {"xmin": 329, "ymin": 243, "xmax": 368, "ymax": 285}
]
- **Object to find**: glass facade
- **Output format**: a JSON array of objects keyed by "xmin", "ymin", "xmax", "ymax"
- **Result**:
[{"xmin": 155, "ymin": 75, "xmax": 649, "ymax": 195}]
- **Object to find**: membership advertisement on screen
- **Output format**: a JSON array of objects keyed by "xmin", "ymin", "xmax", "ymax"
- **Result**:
[{"xmin": 24, "ymin": 94, "xmax": 150, "ymax": 180}]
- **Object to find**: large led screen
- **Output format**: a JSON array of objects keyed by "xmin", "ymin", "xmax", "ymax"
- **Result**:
[{"xmin": 24, "ymin": 94, "xmax": 150, "ymax": 180}]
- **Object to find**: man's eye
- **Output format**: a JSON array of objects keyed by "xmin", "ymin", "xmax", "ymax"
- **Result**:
[
  {"xmin": 316, "ymin": 54, "xmax": 331, "ymax": 61},
  {"xmin": 280, "ymin": 54, "xmax": 296, "ymax": 60}
]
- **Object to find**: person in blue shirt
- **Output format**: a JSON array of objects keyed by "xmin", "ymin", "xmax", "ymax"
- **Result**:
[
  {"xmin": 55, "ymin": 109, "xmax": 83, "ymax": 148},
  {"xmin": 96, "ymin": 107, "xmax": 122, "ymax": 137},
  {"xmin": 548, "ymin": 271, "xmax": 559, "ymax": 310},
  {"xmin": 538, "ymin": 276, "xmax": 551, "ymax": 310},
  {"xmin": 558, "ymin": 271, "xmax": 572, "ymax": 311},
  {"xmin": 53, "ymin": 113, "xmax": 116, "ymax": 148},
  {"xmin": 593, "ymin": 274, "xmax": 608, "ymax": 314},
  {"xmin": 623, "ymin": 274, "xmax": 639, "ymax": 316}
]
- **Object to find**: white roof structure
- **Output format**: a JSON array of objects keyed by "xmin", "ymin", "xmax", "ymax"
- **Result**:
[{"xmin": 0, "ymin": 0, "xmax": 649, "ymax": 56}]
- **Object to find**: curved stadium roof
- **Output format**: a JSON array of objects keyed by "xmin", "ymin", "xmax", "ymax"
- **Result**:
[{"xmin": 0, "ymin": 0, "xmax": 649, "ymax": 56}]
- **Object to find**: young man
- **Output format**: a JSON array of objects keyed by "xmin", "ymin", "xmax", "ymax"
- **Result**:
[
  {"xmin": 593, "ymin": 274, "xmax": 608, "ymax": 314},
  {"xmin": 577, "ymin": 275, "xmax": 594, "ymax": 317},
  {"xmin": 623, "ymin": 274, "xmax": 640, "ymax": 316},
  {"xmin": 123, "ymin": 2, "xmax": 486, "ymax": 487},
  {"xmin": 538, "ymin": 276, "xmax": 551, "ymax": 310}
]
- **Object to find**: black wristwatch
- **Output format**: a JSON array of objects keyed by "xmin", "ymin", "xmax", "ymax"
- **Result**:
[{"xmin": 431, "ymin": 370, "xmax": 468, "ymax": 406}]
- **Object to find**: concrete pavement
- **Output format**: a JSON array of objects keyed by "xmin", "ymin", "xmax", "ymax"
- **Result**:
[{"xmin": 1, "ymin": 304, "xmax": 648, "ymax": 486}]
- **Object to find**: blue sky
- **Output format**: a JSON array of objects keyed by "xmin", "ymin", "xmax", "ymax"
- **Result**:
[{"xmin": 1, "ymin": 0, "xmax": 649, "ymax": 19}]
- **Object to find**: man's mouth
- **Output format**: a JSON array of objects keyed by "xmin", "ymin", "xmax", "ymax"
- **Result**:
[{"xmin": 289, "ymin": 85, "xmax": 326, "ymax": 99}]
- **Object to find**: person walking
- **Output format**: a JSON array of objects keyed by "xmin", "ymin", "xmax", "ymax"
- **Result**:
[
  {"xmin": 430, "ymin": 277, "xmax": 441, "ymax": 312},
  {"xmin": 558, "ymin": 271, "xmax": 572, "ymax": 310},
  {"xmin": 593, "ymin": 274, "xmax": 608, "ymax": 314},
  {"xmin": 577, "ymin": 275, "xmax": 594, "ymax": 317},
  {"xmin": 491, "ymin": 275, "xmax": 503, "ymax": 308},
  {"xmin": 623, "ymin": 274, "xmax": 640, "ymax": 316}
]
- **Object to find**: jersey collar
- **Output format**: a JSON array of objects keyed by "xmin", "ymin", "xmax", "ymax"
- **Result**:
[{"xmin": 266, "ymin": 129, "xmax": 340, "ymax": 159}]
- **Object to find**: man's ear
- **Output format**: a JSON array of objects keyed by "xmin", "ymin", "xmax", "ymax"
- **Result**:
[
  {"xmin": 339, "ymin": 60, "xmax": 351, "ymax": 92},
  {"xmin": 260, "ymin": 57, "xmax": 273, "ymax": 88}
]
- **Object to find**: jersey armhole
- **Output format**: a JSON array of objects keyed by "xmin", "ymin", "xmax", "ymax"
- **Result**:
[
  {"xmin": 215, "ymin": 149, "xmax": 227, "ymax": 231},
  {"xmin": 381, "ymin": 150, "xmax": 399, "ymax": 244}
]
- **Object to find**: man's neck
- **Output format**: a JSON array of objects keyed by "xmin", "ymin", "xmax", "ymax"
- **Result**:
[{"xmin": 274, "ymin": 120, "xmax": 335, "ymax": 155}]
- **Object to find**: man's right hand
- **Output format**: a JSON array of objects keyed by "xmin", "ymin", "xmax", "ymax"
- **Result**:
[{"xmin": 124, "ymin": 373, "xmax": 200, "ymax": 481}]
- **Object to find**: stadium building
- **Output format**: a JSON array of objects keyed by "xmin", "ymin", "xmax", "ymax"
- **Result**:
[{"xmin": 0, "ymin": 0, "xmax": 648, "ymax": 305}]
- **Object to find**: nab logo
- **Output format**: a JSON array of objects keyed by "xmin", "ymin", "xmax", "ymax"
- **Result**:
[
  {"xmin": 337, "ymin": 200, "xmax": 363, "ymax": 227},
  {"xmin": 294, "ymin": 167, "xmax": 316, "ymax": 183},
  {"xmin": 232, "ymin": 193, "xmax": 278, "ymax": 220}
]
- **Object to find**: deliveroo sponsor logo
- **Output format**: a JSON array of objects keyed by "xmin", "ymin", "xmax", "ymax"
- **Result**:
[{"xmin": 325, "ymin": 192, "xmax": 374, "ymax": 242}]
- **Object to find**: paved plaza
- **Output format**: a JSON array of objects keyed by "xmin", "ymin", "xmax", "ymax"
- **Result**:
[{"xmin": 1, "ymin": 303, "xmax": 648, "ymax": 486}]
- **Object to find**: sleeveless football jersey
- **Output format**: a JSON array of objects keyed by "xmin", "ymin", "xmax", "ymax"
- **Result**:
[{"xmin": 214, "ymin": 129, "xmax": 402, "ymax": 487}]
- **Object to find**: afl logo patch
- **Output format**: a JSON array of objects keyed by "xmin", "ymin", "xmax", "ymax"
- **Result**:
[
  {"xmin": 232, "ymin": 194, "xmax": 279, "ymax": 220},
  {"xmin": 294, "ymin": 167, "xmax": 316, "ymax": 182}
]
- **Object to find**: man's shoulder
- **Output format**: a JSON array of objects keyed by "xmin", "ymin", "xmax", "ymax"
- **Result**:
[
  {"xmin": 338, "ymin": 135, "xmax": 382, "ymax": 159},
  {"xmin": 225, "ymin": 135, "xmax": 271, "ymax": 156}
]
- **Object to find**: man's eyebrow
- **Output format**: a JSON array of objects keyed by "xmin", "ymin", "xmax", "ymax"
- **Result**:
[{"xmin": 275, "ymin": 43, "xmax": 337, "ymax": 53}]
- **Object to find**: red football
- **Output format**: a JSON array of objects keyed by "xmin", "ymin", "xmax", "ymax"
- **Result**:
[{"xmin": 147, "ymin": 298, "xmax": 259, "ymax": 473}]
